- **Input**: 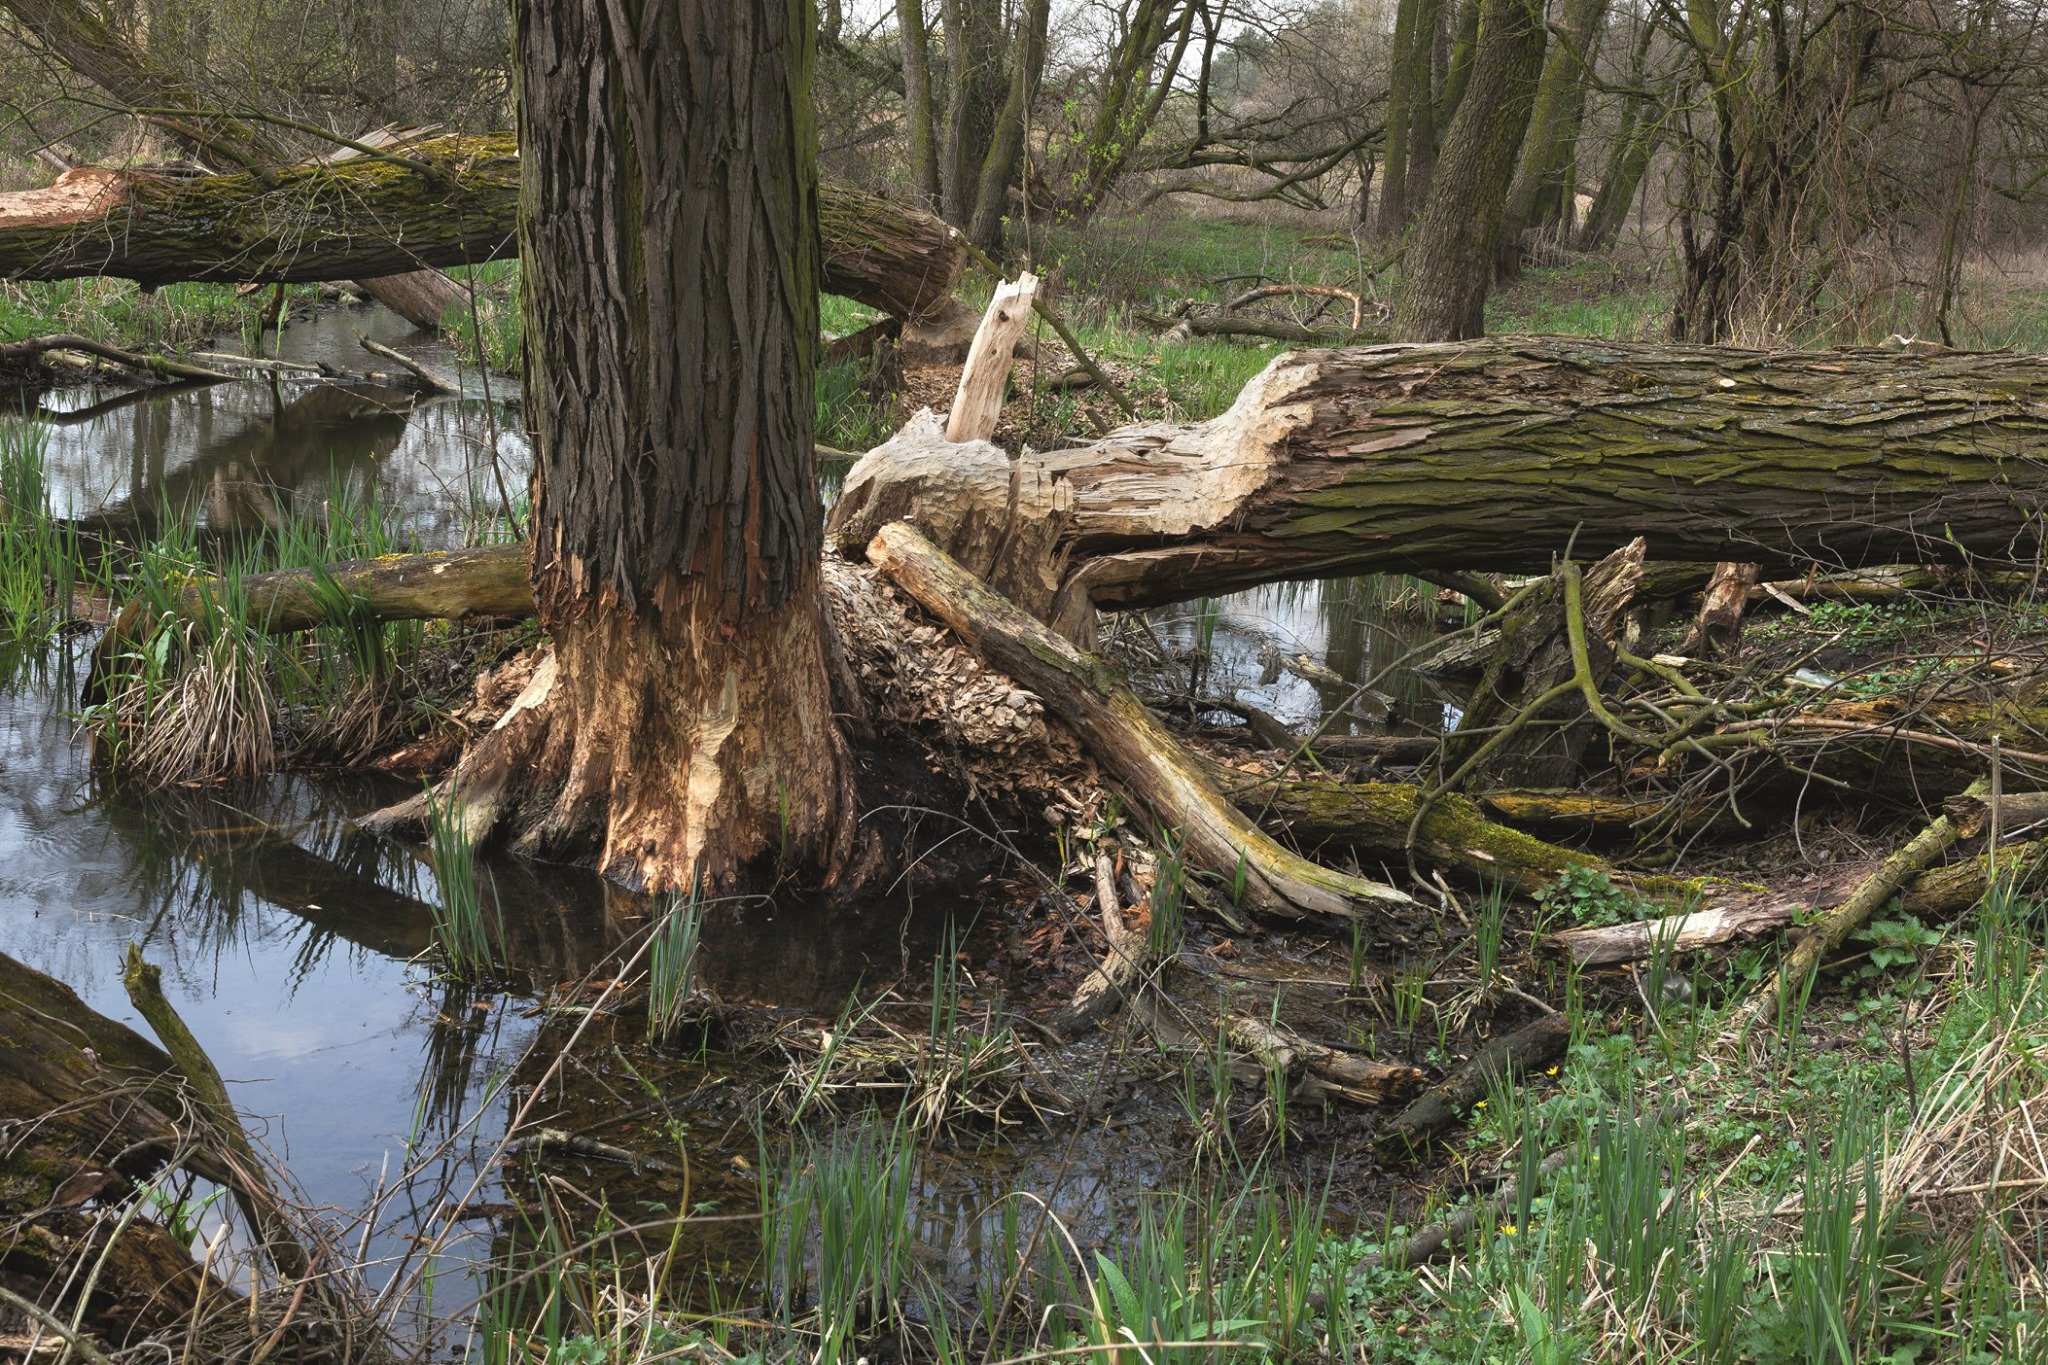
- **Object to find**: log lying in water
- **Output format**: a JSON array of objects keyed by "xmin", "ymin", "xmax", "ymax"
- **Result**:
[
  {"xmin": 831, "ymin": 340, "xmax": 2048, "ymax": 615},
  {"xmin": 865, "ymin": 521, "xmax": 1415, "ymax": 920},
  {"xmin": 0, "ymin": 137, "xmax": 967, "ymax": 324},
  {"xmin": 1378, "ymin": 1012, "xmax": 1572, "ymax": 1156},
  {"xmin": 1225, "ymin": 1014, "xmax": 1426, "ymax": 1106},
  {"xmin": 0, "ymin": 953, "xmax": 217, "ymax": 1349},
  {"xmin": 86, "ymin": 545, "xmax": 534, "ymax": 700}
]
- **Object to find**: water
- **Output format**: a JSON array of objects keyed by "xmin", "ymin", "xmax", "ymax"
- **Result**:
[{"xmin": 0, "ymin": 300, "xmax": 1448, "ymax": 1339}]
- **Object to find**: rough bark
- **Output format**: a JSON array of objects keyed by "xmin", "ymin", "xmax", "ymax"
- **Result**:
[
  {"xmin": 1497, "ymin": 0, "xmax": 1608, "ymax": 272},
  {"xmin": 0, "ymin": 139, "xmax": 966, "ymax": 324},
  {"xmin": 832, "ymin": 339, "xmax": 2048, "ymax": 614},
  {"xmin": 1392, "ymin": 0, "xmax": 1547, "ymax": 340},
  {"xmin": 1225, "ymin": 1015, "xmax": 1427, "ymax": 1106},
  {"xmin": 442, "ymin": 0, "xmax": 856, "ymax": 892},
  {"xmin": 867, "ymin": 521, "xmax": 1415, "ymax": 920},
  {"xmin": 0, "ymin": 953, "xmax": 223, "ymax": 1351},
  {"xmin": 1681, "ymin": 560, "xmax": 1761, "ymax": 657},
  {"xmin": 896, "ymin": 0, "xmax": 942, "ymax": 208}
]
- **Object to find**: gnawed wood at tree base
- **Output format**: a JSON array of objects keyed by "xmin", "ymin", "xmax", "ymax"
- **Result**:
[{"xmin": 865, "ymin": 522, "xmax": 1415, "ymax": 920}]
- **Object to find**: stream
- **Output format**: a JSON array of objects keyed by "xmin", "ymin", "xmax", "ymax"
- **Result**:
[{"xmin": 0, "ymin": 300, "xmax": 1454, "ymax": 1346}]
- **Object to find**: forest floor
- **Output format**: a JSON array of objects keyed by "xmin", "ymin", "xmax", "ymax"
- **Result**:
[{"xmin": 7, "ymin": 217, "xmax": 2048, "ymax": 1362}]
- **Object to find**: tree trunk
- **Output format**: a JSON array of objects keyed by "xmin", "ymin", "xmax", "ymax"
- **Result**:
[
  {"xmin": 0, "ymin": 142, "xmax": 968, "ymax": 325},
  {"xmin": 896, "ymin": 0, "xmax": 942, "ymax": 208},
  {"xmin": 1497, "ymin": 0, "xmax": 1609, "ymax": 275},
  {"xmin": 940, "ymin": 0, "xmax": 1005, "ymax": 228},
  {"xmin": 465, "ymin": 0, "xmax": 854, "ymax": 892},
  {"xmin": 1392, "ymin": 0, "xmax": 1547, "ymax": 340},
  {"xmin": 964, "ymin": 0, "xmax": 1051, "ymax": 252},
  {"xmin": 1378, "ymin": 0, "xmax": 1425, "ymax": 233},
  {"xmin": 832, "ymin": 339, "xmax": 2048, "ymax": 614}
]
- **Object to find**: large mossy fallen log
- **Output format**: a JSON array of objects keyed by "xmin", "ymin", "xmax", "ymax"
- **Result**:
[
  {"xmin": 0, "ymin": 137, "xmax": 966, "ymax": 323},
  {"xmin": 831, "ymin": 341, "xmax": 2048, "ymax": 615}
]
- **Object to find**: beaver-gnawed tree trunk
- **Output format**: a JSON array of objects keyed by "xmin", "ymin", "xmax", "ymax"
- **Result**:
[{"xmin": 425, "ymin": 0, "xmax": 854, "ymax": 891}]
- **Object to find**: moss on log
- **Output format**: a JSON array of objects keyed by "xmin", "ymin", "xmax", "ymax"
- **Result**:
[{"xmin": 0, "ymin": 138, "xmax": 965, "ymax": 322}]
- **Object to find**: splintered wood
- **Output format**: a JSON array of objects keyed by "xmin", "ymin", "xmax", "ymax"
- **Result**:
[{"xmin": 946, "ymin": 271, "xmax": 1038, "ymax": 443}]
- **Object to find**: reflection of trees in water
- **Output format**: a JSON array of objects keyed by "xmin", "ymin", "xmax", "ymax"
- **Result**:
[
  {"xmin": 72, "ymin": 383, "xmax": 414, "ymax": 542},
  {"xmin": 1320, "ymin": 575, "xmax": 1447, "ymax": 733}
]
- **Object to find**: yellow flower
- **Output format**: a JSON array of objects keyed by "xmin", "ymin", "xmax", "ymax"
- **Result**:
[
  {"xmin": 1474, "ymin": 1099, "xmax": 1487, "ymax": 1110},
  {"xmin": 1545, "ymin": 1065, "xmax": 1560, "ymax": 1076},
  {"xmin": 1500, "ymin": 1223, "xmax": 1518, "ymax": 1236}
]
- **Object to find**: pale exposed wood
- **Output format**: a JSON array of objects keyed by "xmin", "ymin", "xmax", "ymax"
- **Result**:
[
  {"xmin": 353, "ymin": 269, "xmax": 460, "ymax": 330},
  {"xmin": 1379, "ymin": 1013, "xmax": 1572, "ymax": 1155},
  {"xmin": 1683, "ymin": 561, "xmax": 1761, "ymax": 657},
  {"xmin": 946, "ymin": 271, "xmax": 1038, "ymax": 443},
  {"xmin": 866, "ymin": 521, "xmax": 1415, "ymax": 920},
  {"xmin": 1545, "ymin": 903, "xmax": 1796, "ymax": 965},
  {"xmin": 1050, "ymin": 849, "xmax": 1150, "ymax": 1038}
]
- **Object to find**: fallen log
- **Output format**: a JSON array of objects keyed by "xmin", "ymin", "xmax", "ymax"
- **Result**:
[
  {"xmin": 0, "ymin": 332, "xmax": 233, "ymax": 383},
  {"xmin": 831, "ymin": 340, "xmax": 2048, "ymax": 614},
  {"xmin": 865, "ymin": 522, "xmax": 1415, "ymax": 920},
  {"xmin": 86, "ymin": 546, "xmax": 534, "ymax": 700},
  {"xmin": 1722, "ymin": 783, "xmax": 1982, "ymax": 1040},
  {"xmin": 1049, "ymin": 849, "xmax": 1151, "ymax": 1038},
  {"xmin": 1545, "ymin": 837, "xmax": 2048, "ymax": 965},
  {"xmin": 357, "ymin": 332, "xmax": 461, "ymax": 394},
  {"xmin": 1225, "ymin": 1014, "xmax": 1426, "ymax": 1106},
  {"xmin": 0, "ymin": 138, "xmax": 966, "ymax": 324},
  {"xmin": 1377, "ymin": 1012, "xmax": 1572, "ymax": 1156},
  {"xmin": 1203, "ymin": 759, "xmax": 1707, "ymax": 903}
]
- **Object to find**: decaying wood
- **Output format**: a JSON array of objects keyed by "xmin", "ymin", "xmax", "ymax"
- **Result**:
[
  {"xmin": 946, "ymin": 273, "xmax": 1038, "ymax": 443},
  {"xmin": 1545, "ymin": 835, "xmax": 2048, "ymax": 965},
  {"xmin": 1224, "ymin": 282, "xmax": 1368, "ymax": 331},
  {"xmin": 0, "ymin": 332, "xmax": 233, "ymax": 383},
  {"xmin": 121, "ymin": 947, "xmax": 320, "ymax": 1289},
  {"xmin": 1683, "ymin": 561, "xmax": 1761, "ymax": 658},
  {"xmin": 866, "ymin": 522, "xmax": 1415, "ymax": 920},
  {"xmin": 0, "ymin": 953, "xmax": 225, "ymax": 1350},
  {"xmin": 1225, "ymin": 1014, "xmax": 1426, "ymax": 1106},
  {"xmin": 1944, "ymin": 789, "xmax": 2048, "ymax": 839},
  {"xmin": 352, "ymin": 269, "xmax": 460, "ymax": 330},
  {"xmin": 1138, "ymin": 309, "xmax": 1383, "ymax": 346},
  {"xmin": 357, "ymin": 331, "xmax": 460, "ymax": 394},
  {"xmin": 1723, "ymin": 783, "xmax": 1983, "ymax": 1039},
  {"xmin": 1050, "ymin": 850, "xmax": 1151, "ymax": 1038},
  {"xmin": 1378, "ymin": 1012, "xmax": 1572, "ymax": 1156},
  {"xmin": 833, "ymin": 340, "xmax": 2048, "ymax": 617},
  {"xmin": 0, "ymin": 137, "xmax": 967, "ymax": 324},
  {"xmin": 1447, "ymin": 540, "xmax": 1646, "ymax": 789},
  {"xmin": 1203, "ymin": 758, "xmax": 1707, "ymax": 903}
]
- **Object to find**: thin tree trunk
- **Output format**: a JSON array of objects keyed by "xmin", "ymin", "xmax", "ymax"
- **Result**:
[
  {"xmin": 1378, "ymin": 0, "xmax": 1424, "ymax": 233},
  {"xmin": 1392, "ymin": 0, "xmax": 1547, "ymax": 340},
  {"xmin": 1497, "ymin": 0, "xmax": 1609, "ymax": 276},
  {"xmin": 965, "ymin": 0, "xmax": 1050, "ymax": 252},
  {"xmin": 897, "ymin": 0, "xmax": 941, "ymax": 208}
]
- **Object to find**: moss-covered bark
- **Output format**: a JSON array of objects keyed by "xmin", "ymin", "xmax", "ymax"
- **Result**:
[{"xmin": 0, "ymin": 137, "xmax": 964, "ymax": 322}]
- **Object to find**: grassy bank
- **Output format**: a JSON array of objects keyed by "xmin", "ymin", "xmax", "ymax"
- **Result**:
[{"xmin": 465, "ymin": 867, "xmax": 2048, "ymax": 1365}]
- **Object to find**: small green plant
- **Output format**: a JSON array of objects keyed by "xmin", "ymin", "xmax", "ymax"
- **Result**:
[
  {"xmin": 424, "ymin": 789, "xmax": 496, "ymax": 980},
  {"xmin": 1855, "ymin": 912, "xmax": 1943, "ymax": 974},
  {"xmin": 644, "ymin": 887, "xmax": 704, "ymax": 1045},
  {"xmin": 1535, "ymin": 865, "xmax": 1657, "ymax": 929}
]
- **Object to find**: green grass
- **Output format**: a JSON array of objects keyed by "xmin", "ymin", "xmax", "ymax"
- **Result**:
[{"xmin": 0, "ymin": 278, "xmax": 314, "ymax": 351}]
